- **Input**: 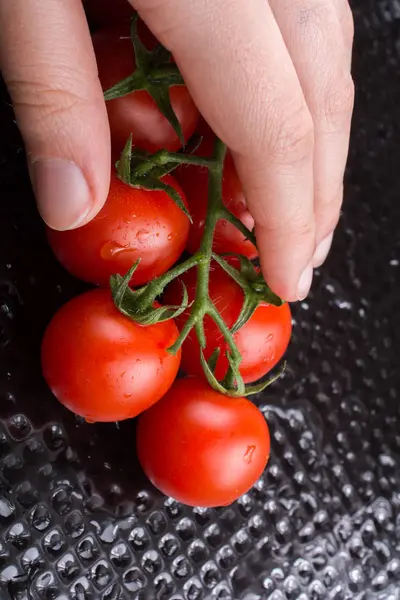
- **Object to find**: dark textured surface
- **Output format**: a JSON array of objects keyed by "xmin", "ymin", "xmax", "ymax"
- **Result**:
[{"xmin": 1, "ymin": 2, "xmax": 400, "ymax": 598}]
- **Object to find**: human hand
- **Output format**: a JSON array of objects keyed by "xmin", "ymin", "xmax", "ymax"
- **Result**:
[{"xmin": 0, "ymin": 0, "xmax": 354, "ymax": 301}]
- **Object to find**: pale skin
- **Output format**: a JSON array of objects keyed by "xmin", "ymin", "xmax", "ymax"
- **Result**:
[{"xmin": 0, "ymin": 0, "xmax": 354, "ymax": 302}]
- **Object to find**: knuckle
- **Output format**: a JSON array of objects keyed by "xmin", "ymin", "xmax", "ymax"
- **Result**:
[
  {"xmin": 268, "ymin": 100, "xmax": 314, "ymax": 164},
  {"xmin": 7, "ymin": 75, "xmax": 89, "ymax": 123},
  {"xmin": 321, "ymin": 74, "xmax": 354, "ymax": 130}
]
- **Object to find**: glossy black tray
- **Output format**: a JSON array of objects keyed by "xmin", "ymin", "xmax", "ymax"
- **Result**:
[{"xmin": 0, "ymin": 1, "xmax": 399, "ymax": 598}]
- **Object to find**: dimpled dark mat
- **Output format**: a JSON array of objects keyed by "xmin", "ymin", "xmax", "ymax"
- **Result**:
[{"xmin": 1, "ymin": 2, "xmax": 400, "ymax": 599}]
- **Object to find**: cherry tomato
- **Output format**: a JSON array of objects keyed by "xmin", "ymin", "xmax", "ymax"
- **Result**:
[
  {"xmin": 93, "ymin": 26, "xmax": 199, "ymax": 152},
  {"xmin": 47, "ymin": 171, "xmax": 190, "ymax": 287},
  {"xmin": 176, "ymin": 137, "xmax": 258, "ymax": 259},
  {"xmin": 136, "ymin": 378, "xmax": 270, "ymax": 507},
  {"xmin": 164, "ymin": 263, "xmax": 292, "ymax": 383},
  {"xmin": 84, "ymin": 0, "xmax": 134, "ymax": 27},
  {"xmin": 41, "ymin": 289, "xmax": 181, "ymax": 422}
]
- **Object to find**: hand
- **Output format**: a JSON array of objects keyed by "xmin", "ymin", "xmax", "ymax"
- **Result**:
[{"xmin": 0, "ymin": 0, "xmax": 354, "ymax": 301}]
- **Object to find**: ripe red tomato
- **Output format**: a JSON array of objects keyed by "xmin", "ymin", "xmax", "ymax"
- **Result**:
[
  {"xmin": 47, "ymin": 171, "xmax": 190, "ymax": 287},
  {"xmin": 84, "ymin": 0, "xmax": 133, "ymax": 27},
  {"xmin": 176, "ymin": 138, "xmax": 258, "ymax": 259},
  {"xmin": 93, "ymin": 26, "xmax": 199, "ymax": 153},
  {"xmin": 164, "ymin": 263, "xmax": 292, "ymax": 383},
  {"xmin": 41, "ymin": 289, "xmax": 181, "ymax": 422},
  {"xmin": 136, "ymin": 378, "xmax": 270, "ymax": 507}
]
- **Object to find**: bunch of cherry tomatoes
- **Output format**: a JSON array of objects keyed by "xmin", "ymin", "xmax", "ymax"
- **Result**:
[{"xmin": 40, "ymin": 3, "xmax": 292, "ymax": 508}]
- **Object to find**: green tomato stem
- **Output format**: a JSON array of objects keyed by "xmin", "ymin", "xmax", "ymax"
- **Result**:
[
  {"xmin": 137, "ymin": 253, "xmax": 200, "ymax": 309},
  {"xmin": 132, "ymin": 149, "xmax": 216, "ymax": 179},
  {"xmin": 218, "ymin": 206, "xmax": 257, "ymax": 248}
]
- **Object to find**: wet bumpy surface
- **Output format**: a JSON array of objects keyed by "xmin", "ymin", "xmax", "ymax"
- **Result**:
[{"xmin": 1, "ymin": 1, "xmax": 400, "ymax": 598}]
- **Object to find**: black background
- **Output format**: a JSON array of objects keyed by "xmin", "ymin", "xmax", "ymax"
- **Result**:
[{"xmin": 0, "ymin": 1, "xmax": 399, "ymax": 598}]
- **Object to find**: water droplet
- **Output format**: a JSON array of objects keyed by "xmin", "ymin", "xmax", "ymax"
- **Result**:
[
  {"xmin": 22, "ymin": 546, "xmax": 43, "ymax": 571},
  {"xmin": 167, "ymin": 234, "xmax": 173, "ymax": 241},
  {"xmin": 141, "ymin": 550, "xmax": 162, "ymax": 575},
  {"xmin": 147, "ymin": 511, "xmax": 167, "ymax": 536},
  {"xmin": 100, "ymin": 241, "xmax": 131, "ymax": 261},
  {"xmin": 176, "ymin": 518, "xmax": 196, "ymax": 542},
  {"xmin": 52, "ymin": 488, "xmax": 72, "ymax": 515},
  {"xmin": 266, "ymin": 333, "xmax": 274, "ymax": 342},
  {"xmin": 172, "ymin": 555, "xmax": 190, "ymax": 579},
  {"xmin": 8, "ymin": 415, "xmax": 32, "ymax": 441},
  {"xmin": 243, "ymin": 445, "xmax": 255, "ymax": 464},
  {"xmin": 184, "ymin": 578, "xmax": 202, "ymax": 600},
  {"xmin": 7, "ymin": 522, "xmax": 30, "ymax": 549},
  {"xmin": 0, "ymin": 497, "xmax": 15, "ymax": 521},
  {"xmin": 123, "ymin": 393, "xmax": 132, "ymax": 399},
  {"xmin": 57, "ymin": 553, "xmax": 80, "ymax": 581},
  {"xmin": 92, "ymin": 561, "xmax": 111, "ymax": 588},
  {"xmin": 124, "ymin": 568, "xmax": 145, "ymax": 592},
  {"xmin": 43, "ymin": 529, "xmax": 66, "ymax": 556},
  {"xmin": 77, "ymin": 537, "xmax": 99, "ymax": 563},
  {"xmin": 43, "ymin": 424, "xmax": 66, "ymax": 451},
  {"xmin": 65, "ymin": 511, "xmax": 85, "ymax": 538},
  {"xmin": 136, "ymin": 229, "xmax": 150, "ymax": 242},
  {"xmin": 110, "ymin": 542, "xmax": 130, "ymax": 569},
  {"xmin": 30, "ymin": 504, "xmax": 51, "ymax": 531},
  {"xmin": 128, "ymin": 527, "xmax": 149, "ymax": 551}
]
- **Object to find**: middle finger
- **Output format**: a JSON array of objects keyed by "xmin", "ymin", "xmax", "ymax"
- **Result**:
[{"xmin": 269, "ymin": 0, "xmax": 354, "ymax": 247}]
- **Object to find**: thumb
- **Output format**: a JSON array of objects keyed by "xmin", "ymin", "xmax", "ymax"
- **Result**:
[{"xmin": 0, "ymin": 0, "xmax": 110, "ymax": 231}]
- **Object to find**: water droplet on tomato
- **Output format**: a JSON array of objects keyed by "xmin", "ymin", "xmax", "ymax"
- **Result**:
[
  {"xmin": 100, "ymin": 241, "xmax": 131, "ymax": 261},
  {"xmin": 167, "ymin": 234, "xmax": 173, "ymax": 241},
  {"xmin": 136, "ymin": 229, "xmax": 150, "ymax": 242},
  {"xmin": 267, "ymin": 334, "xmax": 274, "ymax": 342},
  {"xmin": 124, "ymin": 393, "xmax": 132, "ymax": 399},
  {"xmin": 243, "ymin": 445, "xmax": 255, "ymax": 464}
]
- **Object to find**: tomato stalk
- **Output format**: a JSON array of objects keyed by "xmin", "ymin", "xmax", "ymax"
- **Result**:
[
  {"xmin": 108, "ymin": 14, "xmax": 287, "ymax": 396},
  {"xmin": 111, "ymin": 136, "xmax": 285, "ymax": 396}
]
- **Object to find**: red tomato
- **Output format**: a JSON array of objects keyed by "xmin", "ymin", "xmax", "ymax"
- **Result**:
[
  {"xmin": 176, "ymin": 141, "xmax": 258, "ymax": 259},
  {"xmin": 164, "ymin": 263, "xmax": 292, "ymax": 383},
  {"xmin": 93, "ymin": 26, "xmax": 199, "ymax": 152},
  {"xmin": 41, "ymin": 289, "xmax": 181, "ymax": 422},
  {"xmin": 84, "ymin": 0, "xmax": 133, "ymax": 27},
  {"xmin": 47, "ymin": 171, "xmax": 190, "ymax": 287},
  {"xmin": 137, "ymin": 378, "xmax": 270, "ymax": 507}
]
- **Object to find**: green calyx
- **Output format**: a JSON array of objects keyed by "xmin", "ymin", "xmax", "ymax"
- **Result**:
[
  {"xmin": 104, "ymin": 13, "xmax": 185, "ymax": 145},
  {"xmin": 116, "ymin": 136, "xmax": 192, "ymax": 221}
]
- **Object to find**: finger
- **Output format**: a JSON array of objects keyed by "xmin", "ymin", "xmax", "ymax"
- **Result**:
[
  {"xmin": 0, "ymin": 0, "xmax": 110, "ymax": 230},
  {"xmin": 332, "ymin": 0, "xmax": 355, "ymax": 63},
  {"xmin": 132, "ymin": 0, "xmax": 316, "ymax": 301},
  {"xmin": 270, "ymin": 0, "xmax": 354, "ymax": 267}
]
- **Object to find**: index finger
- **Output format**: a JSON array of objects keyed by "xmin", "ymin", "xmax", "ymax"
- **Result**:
[{"xmin": 133, "ymin": 0, "xmax": 316, "ymax": 301}]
